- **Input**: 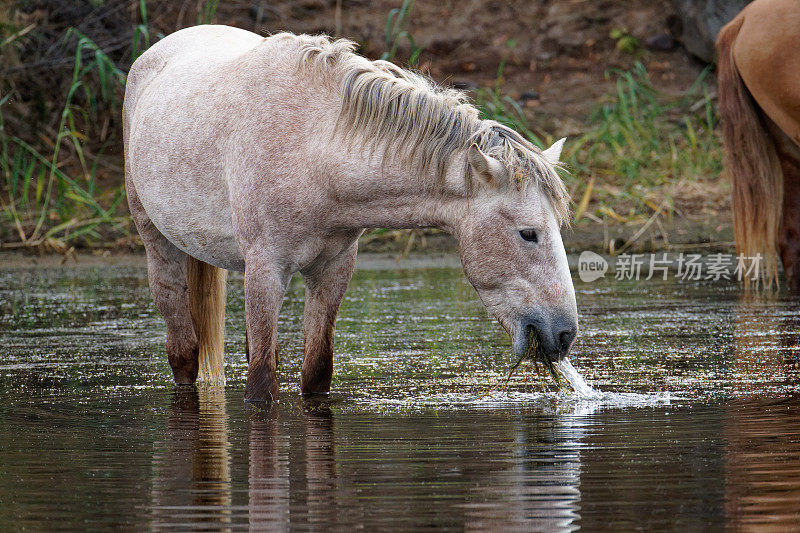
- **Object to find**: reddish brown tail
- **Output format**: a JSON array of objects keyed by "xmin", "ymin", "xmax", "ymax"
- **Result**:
[
  {"xmin": 716, "ymin": 17, "xmax": 783, "ymax": 289},
  {"xmin": 187, "ymin": 256, "xmax": 228, "ymax": 383}
]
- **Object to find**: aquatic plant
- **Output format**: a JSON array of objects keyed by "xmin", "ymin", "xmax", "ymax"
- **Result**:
[{"xmin": 485, "ymin": 328, "xmax": 564, "ymax": 396}]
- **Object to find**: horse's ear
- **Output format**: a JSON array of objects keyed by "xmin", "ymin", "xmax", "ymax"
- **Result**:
[
  {"xmin": 542, "ymin": 137, "xmax": 566, "ymax": 164},
  {"xmin": 467, "ymin": 143, "xmax": 508, "ymax": 188}
]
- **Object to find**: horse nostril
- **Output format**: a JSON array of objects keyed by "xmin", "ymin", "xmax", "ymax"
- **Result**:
[{"xmin": 558, "ymin": 328, "xmax": 576, "ymax": 353}]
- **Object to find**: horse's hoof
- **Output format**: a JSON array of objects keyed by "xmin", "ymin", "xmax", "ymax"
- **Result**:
[
  {"xmin": 171, "ymin": 370, "xmax": 198, "ymax": 386},
  {"xmin": 245, "ymin": 377, "xmax": 278, "ymax": 403}
]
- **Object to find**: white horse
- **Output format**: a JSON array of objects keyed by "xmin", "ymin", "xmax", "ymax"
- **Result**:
[{"xmin": 123, "ymin": 26, "xmax": 577, "ymax": 402}]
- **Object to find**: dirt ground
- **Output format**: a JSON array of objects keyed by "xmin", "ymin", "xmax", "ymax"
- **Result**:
[
  {"xmin": 11, "ymin": 0, "xmax": 709, "ymax": 135},
  {"xmin": 193, "ymin": 0, "xmax": 709, "ymax": 135}
]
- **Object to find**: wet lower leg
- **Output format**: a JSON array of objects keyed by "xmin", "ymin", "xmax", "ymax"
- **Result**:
[
  {"xmin": 301, "ymin": 314, "xmax": 335, "ymax": 394},
  {"xmin": 778, "ymin": 147, "xmax": 800, "ymax": 289},
  {"xmin": 300, "ymin": 244, "xmax": 357, "ymax": 395},
  {"xmin": 244, "ymin": 263, "xmax": 285, "ymax": 402},
  {"xmin": 166, "ymin": 320, "xmax": 200, "ymax": 384},
  {"xmin": 152, "ymin": 260, "xmax": 200, "ymax": 384},
  {"xmin": 128, "ymin": 179, "xmax": 200, "ymax": 384}
]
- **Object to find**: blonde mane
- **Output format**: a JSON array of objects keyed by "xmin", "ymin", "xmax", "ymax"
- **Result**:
[{"xmin": 291, "ymin": 33, "xmax": 569, "ymax": 223}]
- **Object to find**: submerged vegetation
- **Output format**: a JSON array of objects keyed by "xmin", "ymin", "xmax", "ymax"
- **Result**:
[
  {"xmin": 486, "ymin": 327, "xmax": 564, "ymax": 397},
  {"xmin": 0, "ymin": 2, "xmax": 723, "ymax": 254}
]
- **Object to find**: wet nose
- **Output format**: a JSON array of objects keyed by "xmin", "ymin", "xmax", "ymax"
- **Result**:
[
  {"xmin": 519, "ymin": 311, "xmax": 578, "ymax": 361},
  {"xmin": 547, "ymin": 313, "xmax": 577, "ymax": 360},
  {"xmin": 557, "ymin": 326, "xmax": 577, "ymax": 355}
]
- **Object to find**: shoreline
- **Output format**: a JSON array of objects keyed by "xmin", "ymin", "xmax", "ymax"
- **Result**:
[{"xmin": 0, "ymin": 214, "xmax": 734, "ymax": 269}]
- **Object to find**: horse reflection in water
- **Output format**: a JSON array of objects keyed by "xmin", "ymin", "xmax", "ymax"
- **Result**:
[
  {"xmin": 150, "ymin": 392, "xmax": 588, "ymax": 530},
  {"xmin": 463, "ymin": 413, "xmax": 584, "ymax": 531},
  {"xmin": 247, "ymin": 409, "xmax": 288, "ymax": 529},
  {"xmin": 248, "ymin": 404, "xmax": 337, "ymax": 530},
  {"xmin": 249, "ymin": 405, "xmax": 586, "ymax": 531},
  {"xmin": 151, "ymin": 388, "xmax": 233, "ymax": 530},
  {"xmin": 725, "ymin": 295, "xmax": 800, "ymax": 529}
]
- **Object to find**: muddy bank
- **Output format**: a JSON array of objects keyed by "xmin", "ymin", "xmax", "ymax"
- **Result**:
[
  {"xmin": 0, "ymin": 214, "xmax": 734, "ymax": 271},
  {"xmin": 0, "ymin": 250, "xmax": 460, "ymax": 270}
]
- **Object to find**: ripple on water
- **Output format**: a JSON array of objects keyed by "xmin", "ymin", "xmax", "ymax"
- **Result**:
[{"xmin": 2, "ymin": 262, "xmax": 800, "ymax": 530}]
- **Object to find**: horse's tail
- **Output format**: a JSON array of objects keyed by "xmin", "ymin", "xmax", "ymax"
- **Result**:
[
  {"xmin": 187, "ymin": 256, "xmax": 228, "ymax": 383},
  {"xmin": 716, "ymin": 15, "xmax": 783, "ymax": 289}
]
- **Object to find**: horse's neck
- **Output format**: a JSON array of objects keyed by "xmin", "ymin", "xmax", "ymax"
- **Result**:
[{"xmin": 323, "ymin": 147, "xmax": 467, "ymax": 233}]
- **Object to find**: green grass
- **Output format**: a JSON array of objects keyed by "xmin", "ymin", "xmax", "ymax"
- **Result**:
[
  {"xmin": 0, "ymin": 30, "xmax": 129, "ymax": 250},
  {"xmin": 476, "ymin": 61, "xmax": 722, "ymax": 224},
  {"xmin": 0, "ymin": 0, "xmax": 223, "ymax": 252},
  {"xmin": 567, "ymin": 62, "xmax": 722, "ymax": 221},
  {"xmin": 381, "ymin": 0, "xmax": 422, "ymax": 66}
]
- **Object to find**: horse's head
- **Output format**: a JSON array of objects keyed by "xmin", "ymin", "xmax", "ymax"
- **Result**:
[{"xmin": 455, "ymin": 130, "xmax": 577, "ymax": 363}]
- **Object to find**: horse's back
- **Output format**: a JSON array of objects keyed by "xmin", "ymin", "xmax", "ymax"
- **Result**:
[
  {"xmin": 731, "ymin": 0, "xmax": 800, "ymax": 144},
  {"xmin": 124, "ymin": 26, "xmax": 269, "ymax": 271},
  {"xmin": 124, "ymin": 25, "xmax": 262, "ymax": 133}
]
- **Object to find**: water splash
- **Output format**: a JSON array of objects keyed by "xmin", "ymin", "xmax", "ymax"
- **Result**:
[
  {"xmin": 556, "ymin": 358, "xmax": 601, "ymax": 399},
  {"xmin": 553, "ymin": 358, "xmax": 676, "ymax": 407}
]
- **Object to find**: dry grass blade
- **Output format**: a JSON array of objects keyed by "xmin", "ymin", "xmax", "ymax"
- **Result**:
[{"xmin": 573, "ymin": 175, "xmax": 595, "ymax": 222}]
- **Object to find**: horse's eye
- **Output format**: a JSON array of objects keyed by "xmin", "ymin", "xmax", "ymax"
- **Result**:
[{"xmin": 519, "ymin": 229, "xmax": 538, "ymax": 243}]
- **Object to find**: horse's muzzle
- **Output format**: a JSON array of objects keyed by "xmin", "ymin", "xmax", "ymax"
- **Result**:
[{"xmin": 514, "ymin": 310, "xmax": 577, "ymax": 362}]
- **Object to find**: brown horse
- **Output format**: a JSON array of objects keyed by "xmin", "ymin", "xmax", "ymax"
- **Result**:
[{"xmin": 716, "ymin": 0, "xmax": 800, "ymax": 289}]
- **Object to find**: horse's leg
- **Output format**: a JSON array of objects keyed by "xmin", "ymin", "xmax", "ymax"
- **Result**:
[
  {"xmin": 243, "ymin": 256, "xmax": 287, "ymax": 402},
  {"xmin": 127, "ymin": 180, "xmax": 199, "ymax": 383},
  {"xmin": 777, "ymin": 134, "xmax": 800, "ymax": 290},
  {"xmin": 300, "ymin": 242, "xmax": 358, "ymax": 395}
]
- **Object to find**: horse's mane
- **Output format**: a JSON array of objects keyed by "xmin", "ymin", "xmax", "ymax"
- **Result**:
[{"xmin": 289, "ymin": 33, "xmax": 569, "ymax": 224}]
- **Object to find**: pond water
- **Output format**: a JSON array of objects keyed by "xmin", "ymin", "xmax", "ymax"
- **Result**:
[{"xmin": 2, "ymin": 255, "xmax": 800, "ymax": 530}]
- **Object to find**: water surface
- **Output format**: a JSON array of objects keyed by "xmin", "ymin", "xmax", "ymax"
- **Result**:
[{"xmin": 1, "ymin": 256, "xmax": 800, "ymax": 530}]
